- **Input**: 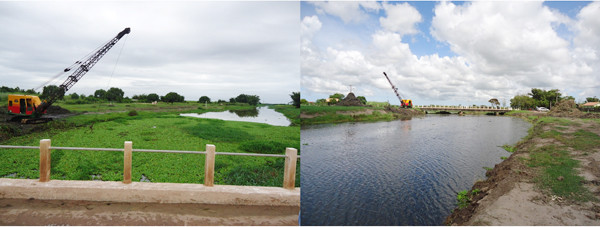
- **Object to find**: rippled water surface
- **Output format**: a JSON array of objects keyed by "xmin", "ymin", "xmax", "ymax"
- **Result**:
[
  {"xmin": 300, "ymin": 115, "xmax": 530, "ymax": 225},
  {"xmin": 180, "ymin": 106, "xmax": 291, "ymax": 126}
]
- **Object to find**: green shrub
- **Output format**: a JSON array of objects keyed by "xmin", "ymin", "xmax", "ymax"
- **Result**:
[{"xmin": 456, "ymin": 190, "xmax": 470, "ymax": 209}]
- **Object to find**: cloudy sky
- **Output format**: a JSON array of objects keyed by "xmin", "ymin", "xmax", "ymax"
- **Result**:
[
  {"xmin": 301, "ymin": 1, "xmax": 600, "ymax": 106},
  {"xmin": 0, "ymin": 1, "xmax": 299, "ymax": 104}
]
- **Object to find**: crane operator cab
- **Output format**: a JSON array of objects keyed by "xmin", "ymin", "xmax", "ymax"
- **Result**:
[{"xmin": 7, "ymin": 94, "xmax": 44, "ymax": 115}]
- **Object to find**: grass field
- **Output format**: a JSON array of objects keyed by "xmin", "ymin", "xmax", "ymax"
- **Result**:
[
  {"xmin": 301, "ymin": 105, "xmax": 410, "ymax": 125},
  {"xmin": 0, "ymin": 102, "xmax": 300, "ymax": 187}
]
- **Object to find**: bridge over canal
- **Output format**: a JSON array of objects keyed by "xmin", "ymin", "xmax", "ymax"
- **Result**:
[{"xmin": 415, "ymin": 105, "xmax": 514, "ymax": 115}]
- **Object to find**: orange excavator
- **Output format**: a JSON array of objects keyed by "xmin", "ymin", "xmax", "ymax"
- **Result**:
[
  {"xmin": 7, "ymin": 28, "xmax": 130, "ymax": 123},
  {"xmin": 383, "ymin": 72, "xmax": 412, "ymax": 108}
]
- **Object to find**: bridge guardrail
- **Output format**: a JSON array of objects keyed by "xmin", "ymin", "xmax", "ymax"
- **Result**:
[{"xmin": 1, "ymin": 139, "xmax": 299, "ymax": 189}]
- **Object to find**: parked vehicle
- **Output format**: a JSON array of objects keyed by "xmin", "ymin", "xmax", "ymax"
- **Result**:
[{"xmin": 536, "ymin": 107, "xmax": 549, "ymax": 112}]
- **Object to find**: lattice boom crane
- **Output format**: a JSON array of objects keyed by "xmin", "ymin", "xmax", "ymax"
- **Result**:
[
  {"xmin": 382, "ymin": 72, "xmax": 412, "ymax": 108},
  {"xmin": 7, "ymin": 27, "xmax": 131, "ymax": 123}
]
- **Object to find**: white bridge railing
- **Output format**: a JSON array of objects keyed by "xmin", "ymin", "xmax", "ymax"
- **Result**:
[{"xmin": 415, "ymin": 105, "xmax": 515, "ymax": 111}]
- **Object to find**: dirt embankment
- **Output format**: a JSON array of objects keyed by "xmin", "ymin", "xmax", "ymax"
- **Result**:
[
  {"xmin": 0, "ymin": 105, "xmax": 73, "ymax": 142},
  {"xmin": 445, "ymin": 111, "xmax": 600, "ymax": 225},
  {"xmin": 548, "ymin": 99, "xmax": 600, "ymax": 119},
  {"xmin": 300, "ymin": 106, "xmax": 423, "ymax": 120}
]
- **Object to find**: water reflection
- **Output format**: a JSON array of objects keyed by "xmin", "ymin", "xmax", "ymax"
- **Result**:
[
  {"xmin": 228, "ymin": 108, "xmax": 259, "ymax": 117},
  {"xmin": 180, "ymin": 106, "xmax": 291, "ymax": 126},
  {"xmin": 301, "ymin": 115, "xmax": 530, "ymax": 225}
]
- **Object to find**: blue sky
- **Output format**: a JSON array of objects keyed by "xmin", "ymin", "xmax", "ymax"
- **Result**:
[{"xmin": 301, "ymin": 1, "xmax": 600, "ymax": 106}]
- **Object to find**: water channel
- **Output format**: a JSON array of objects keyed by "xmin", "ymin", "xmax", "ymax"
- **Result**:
[
  {"xmin": 180, "ymin": 106, "xmax": 291, "ymax": 126},
  {"xmin": 300, "ymin": 115, "xmax": 530, "ymax": 225}
]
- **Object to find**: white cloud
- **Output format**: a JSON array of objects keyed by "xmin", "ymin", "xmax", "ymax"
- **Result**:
[
  {"xmin": 0, "ymin": 2, "xmax": 299, "ymax": 103},
  {"xmin": 379, "ymin": 2, "xmax": 422, "ymax": 36},
  {"xmin": 575, "ymin": 2, "xmax": 600, "ymax": 49},
  {"xmin": 573, "ymin": 2, "xmax": 600, "ymax": 97},
  {"xmin": 431, "ymin": 1, "xmax": 572, "ymax": 76},
  {"xmin": 311, "ymin": 1, "xmax": 381, "ymax": 24},
  {"xmin": 301, "ymin": 15, "xmax": 322, "ymax": 39},
  {"xmin": 302, "ymin": 1, "xmax": 600, "ymax": 105}
]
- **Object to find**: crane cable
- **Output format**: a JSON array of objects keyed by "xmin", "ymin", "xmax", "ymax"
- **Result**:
[
  {"xmin": 105, "ymin": 34, "xmax": 128, "ymax": 91},
  {"xmin": 95, "ymin": 33, "xmax": 128, "ymax": 114},
  {"xmin": 34, "ymin": 38, "xmax": 112, "ymax": 92}
]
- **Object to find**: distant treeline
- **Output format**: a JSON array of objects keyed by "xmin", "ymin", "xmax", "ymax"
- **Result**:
[
  {"xmin": 2, "ymin": 85, "xmax": 264, "ymax": 106},
  {"xmin": 3, "ymin": 85, "xmax": 301, "ymax": 107},
  {"xmin": 510, "ymin": 88, "xmax": 598, "ymax": 109},
  {"xmin": 0, "ymin": 86, "xmax": 38, "ymax": 95}
]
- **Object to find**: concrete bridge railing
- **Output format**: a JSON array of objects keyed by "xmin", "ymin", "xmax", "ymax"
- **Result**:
[
  {"xmin": 415, "ymin": 105, "xmax": 516, "ymax": 111},
  {"xmin": 1, "ymin": 139, "xmax": 299, "ymax": 189},
  {"xmin": 0, "ymin": 140, "xmax": 300, "ymax": 207}
]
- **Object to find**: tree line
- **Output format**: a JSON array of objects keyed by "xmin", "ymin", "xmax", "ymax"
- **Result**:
[
  {"xmin": 510, "ymin": 88, "xmax": 597, "ymax": 110},
  {"xmin": 3, "ymin": 85, "xmax": 300, "ymax": 107},
  {"xmin": 300, "ymin": 93, "xmax": 367, "ymax": 106}
]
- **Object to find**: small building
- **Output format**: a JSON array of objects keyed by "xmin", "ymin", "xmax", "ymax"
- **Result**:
[
  {"xmin": 582, "ymin": 102, "xmax": 600, "ymax": 108},
  {"xmin": 325, "ymin": 98, "xmax": 339, "ymax": 103}
]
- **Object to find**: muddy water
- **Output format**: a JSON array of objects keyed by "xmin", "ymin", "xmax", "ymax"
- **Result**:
[{"xmin": 300, "ymin": 115, "xmax": 530, "ymax": 225}]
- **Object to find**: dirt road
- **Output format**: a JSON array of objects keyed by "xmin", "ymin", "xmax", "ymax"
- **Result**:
[{"xmin": 0, "ymin": 198, "xmax": 299, "ymax": 226}]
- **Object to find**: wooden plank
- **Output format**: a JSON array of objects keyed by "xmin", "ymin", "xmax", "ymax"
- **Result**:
[
  {"xmin": 123, "ymin": 141, "xmax": 132, "ymax": 184},
  {"xmin": 283, "ymin": 148, "xmax": 298, "ymax": 189},
  {"xmin": 39, "ymin": 139, "xmax": 51, "ymax": 182},
  {"xmin": 204, "ymin": 144, "xmax": 216, "ymax": 186}
]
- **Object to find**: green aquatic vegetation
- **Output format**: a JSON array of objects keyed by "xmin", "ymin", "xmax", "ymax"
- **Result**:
[
  {"xmin": 501, "ymin": 144, "xmax": 516, "ymax": 153},
  {"xmin": 238, "ymin": 140, "xmax": 299, "ymax": 155},
  {"xmin": 1, "ymin": 110, "xmax": 300, "ymax": 187},
  {"xmin": 183, "ymin": 119, "xmax": 256, "ymax": 142}
]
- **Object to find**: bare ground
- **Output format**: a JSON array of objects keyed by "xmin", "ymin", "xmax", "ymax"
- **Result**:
[
  {"xmin": 445, "ymin": 117, "xmax": 600, "ymax": 225},
  {"xmin": 0, "ymin": 198, "xmax": 299, "ymax": 226}
]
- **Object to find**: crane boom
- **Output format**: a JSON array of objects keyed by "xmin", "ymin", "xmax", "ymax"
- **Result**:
[
  {"xmin": 383, "ymin": 72, "xmax": 403, "ymax": 103},
  {"xmin": 35, "ymin": 27, "xmax": 131, "ymax": 115},
  {"xmin": 382, "ymin": 72, "xmax": 412, "ymax": 108}
]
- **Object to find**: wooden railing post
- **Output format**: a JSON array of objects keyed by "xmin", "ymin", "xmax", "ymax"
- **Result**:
[
  {"xmin": 123, "ymin": 141, "xmax": 132, "ymax": 184},
  {"xmin": 39, "ymin": 139, "xmax": 51, "ymax": 182},
  {"xmin": 204, "ymin": 144, "xmax": 215, "ymax": 186},
  {"xmin": 283, "ymin": 148, "xmax": 298, "ymax": 189}
]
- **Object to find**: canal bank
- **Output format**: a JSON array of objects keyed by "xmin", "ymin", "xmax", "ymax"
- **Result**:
[
  {"xmin": 300, "ymin": 105, "xmax": 424, "ymax": 125},
  {"xmin": 444, "ymin": 114, "xmax": 600, "ymax": 225}
]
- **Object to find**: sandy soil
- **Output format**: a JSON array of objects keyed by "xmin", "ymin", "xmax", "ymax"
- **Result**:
[
  {"xmin": 0, "ymin": 198, "xmax": 299, "ymax": 226},
  {"xmin": 445, "ymin": 117, "xmax": 600, "ymax": 225}
]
